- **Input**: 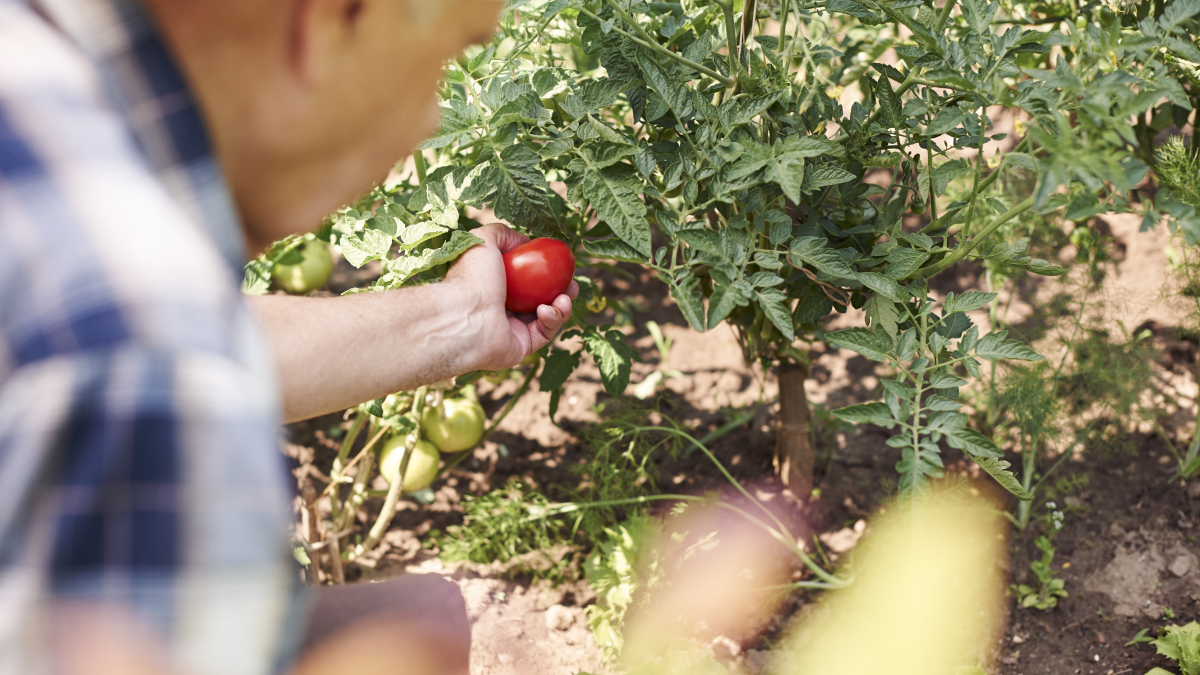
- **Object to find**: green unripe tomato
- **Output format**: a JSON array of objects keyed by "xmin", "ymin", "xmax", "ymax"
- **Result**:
[
  {"xmin": 1074, "ymin": 15, "xmax": 1087, "ymax": 30},
  {"xmin": 1069, "ymin": 226, "xmax": 1095, "ymax": 250},
  {"xmin": 378, "ymin": 436, "xmax": 441, "ymax": 492},
  {"xmin": 421, "ymin": 398, "xmax": 486, "ymax": 453},
  {"xmin": 842, "ymin": 206, "xmax": 864, "ymax": 226},
  {"xmin": 910, "ymin": 200, "xmax": 927, "ymax": 215},
  {"xmin": 272, "ymin": 240, "xmax": 334, "ymax": 294}
]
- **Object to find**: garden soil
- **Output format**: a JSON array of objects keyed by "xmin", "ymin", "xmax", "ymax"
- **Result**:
[{"xmin": 287, "ymin": 214, "xmax": 1199, "ymax": 675}]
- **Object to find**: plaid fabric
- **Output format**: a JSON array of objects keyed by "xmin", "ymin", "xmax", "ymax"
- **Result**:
[{"xmin": 0, "ymin": 1, "xmax": 303, "ymax": 673}]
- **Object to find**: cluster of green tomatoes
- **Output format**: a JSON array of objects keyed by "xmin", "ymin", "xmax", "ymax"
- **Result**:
[{"xmin": 377, "ymin": 394, "xmax": 487, "ymax": 493}]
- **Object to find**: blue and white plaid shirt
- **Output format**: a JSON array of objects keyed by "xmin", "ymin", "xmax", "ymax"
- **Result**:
[{"xmin": 0, "ymin": 1, "xmax": 302, "ymax": 673}]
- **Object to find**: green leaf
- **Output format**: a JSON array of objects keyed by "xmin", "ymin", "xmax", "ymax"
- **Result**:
[
  {"xmin": 677, "ymin": 229, "xmax": 724, "ymax": 256},
  {"xmin": 340, "ymin": 228, "xmax": 393, "ymax": 267},
  {"xmin": 929, "ymin": 370, "xmax": 968, "ymax": 388},
  {"xmin": 855, "ymin": 271, "xmax": 906, "ymax": 303},
  {"xmin": 943, "ymin": 427, "xmax": 1003, "ymax": 458},
  {"xmin": 242, "ymin": 259, "xmax": 272, "ymax": 295},
  {"xmin": 924, "ymin": 107, "xmax": 967, "ymax": 137},
  {"xmin": 803, "ymin": 165, "xmax": 856, "ymax": 192},
  {"xmin": 832, "ymin": 402, "xmax": 897, "ymax": 428},
  {"xmin": 491, "ymin": 144, "xmax": 560, "ymax": 235},
  {"xmin": 943, "ymin": 291, "xmax": 997, "ymax": 313},
  {"xmin": 399, "ymin": 221, "xmax": 449, "ymax": 251},
  {"xmin": 583, "ymin": 327, "xmax": 638, "ymax": 396},
  {"xmin": 540, "ymin": 348, "xmax": 582, "ymax": 391},
  {"xmin": 669, "ymin": 276, "xmax": 707, "ymax": 332},
  {"xmin": 925, "ymin": 395, "xmax": 962, "ymax": 411},
  {"xmin": 789, "ymin": 237, "xmax": 855, "ymax": 278},
  {"xmin": 974, "ymin": 457, "xmax": 1034, "ymax": 500},
  {"xmin": 885, "ymin": 247, "xmax": 930, "ymax": 279},
  {"xmin": 864, "ymin": 295, "xmax": 900, "ymax": 337},
  {"xmin": 757, "ymin": 288, "xmax": 795, "ymax": 341},
  {"xmin": 635, "ymin": 51, "xmax": 692, "ymax": 116},
  {"xmin": 578, "ymin": 163, "xmax": 651, "ymax": 256},
  {"xmin": 975, "ymin": 330, "xmax": 1044, "ymax": 361},
  {"xmin": 581, "ymin": 141, "xmax": 638, "ymax": 169},
  {"xmin": 389, "ymin": 230, "xmax": 482, "ymax": 281},
  {"xmin": 293, "ymin": 546, "xmax": 311, "ymax": 566},
  {"xmin": 870, "ymin": 73, "xmax": 903, "ymax": 130},
  {"xmin": 827, "ymin": 326, "xmax": 895, "ymax": 361},
  {"xmin": 585, "ymin": 237, "xmax": 646, "ymax": 263},
  {"xmin": 961, "ymin": 0, "xmax": 998, "ymax": 35},
  {"xmin": 826, "ymin": 0, "xmax": 882, "ymax": 21}
]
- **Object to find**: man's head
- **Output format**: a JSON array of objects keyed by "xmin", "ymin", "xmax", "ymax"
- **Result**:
[{"xmin": 144, "ymin": 0, "xmax": 503, "ymax": 252}]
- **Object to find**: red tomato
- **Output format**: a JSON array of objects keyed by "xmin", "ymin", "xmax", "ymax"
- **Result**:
[{"xmin": 503, "ymin": 238, "xmax": 575, "ymax": 314}]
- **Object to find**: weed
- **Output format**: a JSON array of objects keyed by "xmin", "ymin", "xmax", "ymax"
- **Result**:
[
  {"xmin": 1011, "ymin": 503, "xmax": 1068, "ymax": 610},
  {"xmin": 1156, "ymin": 137, "xmax": 1200, "ymax": 212},
  {"xmin": 436, "ymin": 479, "xmax": 576, "ymax": 580},
  {"xmin": 584, "ymin": 512, "xmax": 664, "ymax": 661}
]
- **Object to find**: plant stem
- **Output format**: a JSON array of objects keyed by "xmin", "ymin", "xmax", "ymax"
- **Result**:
[
  {"xmin": 329, "ymin": 414, "xmax": 367, "ymax": 523},
  {"xmin": 414, "ymin": 151, "xmax": 428, "ymax": 187},
  {"xmin": 346, "ymin": 386, "xmax": 430, "ymax": 561},
  {"xmin": 962, "ymin": 107, "xmax": 988, "ymax": 241},
  {"xmin": 717, "ymin": 0, "xmax": 755, "ymax": 88},
  {"xmin": 1016, "ymin": 432, "xmax": 1036, "ymax": 529},
  {"xmin": 915, "ymin": 197, "xmax": 1035, "ymax": 279},
  {"xmin": 935, "ymin": 0, "xmax": 960, "ymax": 32}
]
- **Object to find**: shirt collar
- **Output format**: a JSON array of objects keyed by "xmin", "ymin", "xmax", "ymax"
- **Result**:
[{"xmin": 28, "ymin": 0, "xmax": 249, "ymax": 272}]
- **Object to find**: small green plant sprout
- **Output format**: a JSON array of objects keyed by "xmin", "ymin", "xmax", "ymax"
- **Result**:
[
  {"xmin": 631, "ymin": 320, "xmax": 685, "ymax": 399},
  {"xmin": 1165, "ymin": 607, "xmax": 1178, "ymax": 620},
  {"xmin": 1141, "ymin": 621, "xmax": 1200, "ymax": 675},
  {"xmin": 1012, "ymin": 502, "xmax": 1068, "ymax": 610}
]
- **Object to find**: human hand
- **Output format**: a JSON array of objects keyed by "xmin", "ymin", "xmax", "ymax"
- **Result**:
[{"xmin": 446, "ymin": 223, "xmax": 578, "ymax": 372}]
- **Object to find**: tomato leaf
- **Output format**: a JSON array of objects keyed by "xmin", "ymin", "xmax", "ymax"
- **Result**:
[
  {"xmin": 389, "ymin": 230, "xmax": 482, "ymax": 281},
  {"xmin": 942, "ymin": 426, "xmax": 1003, "ymax": 458},
  {"xmin": 827, "ymin": 326, "xmax": 895, "ymax": 361},
  {"xmin": 831, "ymin": 402, "xmax": 897, "ymax": 428},
  {"xmin": 340, "ymin": 228, "xmax": 393, "ymax": 268},
  {"xmin": 582, "ymin": 327, "xmax": 639, "ymax": 396},
  {"xmin": 974, "ymin": 457, "xmax": 1033, "ymax": 500},
  {"xmin": 756, "ymin": 288, "xmax": 795, "ymax": 341},
  {"xmin": 788, "ymin": 237, "xmax": 855, "ymax": 279},
  {"xmin": 975, "ymin": 330, "xmax": 1045, "ymax": 361},
  {"xmin": 943, "ymin": 290, "xmax": 997, "ymax": 314},
  {"xmin": 668, "ymin": 276, "xmax": 707, "ymax": 332}
]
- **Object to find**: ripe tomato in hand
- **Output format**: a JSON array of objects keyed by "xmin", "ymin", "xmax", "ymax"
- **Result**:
[{"xmin": 503, "ymin": 238, "xmax": 575, "ymax": 314}]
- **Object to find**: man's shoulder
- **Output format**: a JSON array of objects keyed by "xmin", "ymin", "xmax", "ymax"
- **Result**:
[{"xmin": 0, "ymin": 2, "xmax": 253, "ymax": 372}]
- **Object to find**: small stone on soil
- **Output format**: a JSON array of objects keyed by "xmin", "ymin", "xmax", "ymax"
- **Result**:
[{"xmin": 1169, "ymin": 555, "xmax": 1193, "ymax": 578}]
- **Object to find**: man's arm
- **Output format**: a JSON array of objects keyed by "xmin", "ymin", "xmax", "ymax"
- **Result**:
[{"xmin": 246, "ymin": 224, "xmax": 577, "ymax": 422}]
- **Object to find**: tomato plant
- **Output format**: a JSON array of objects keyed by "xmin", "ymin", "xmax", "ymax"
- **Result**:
[
  {"xmin": 504, "ymin": 237, "xmax": 576, "ymax": 313},
  {"xmin": 269, "ymin": 0, "xmax": 1200, "ymax": 582}
]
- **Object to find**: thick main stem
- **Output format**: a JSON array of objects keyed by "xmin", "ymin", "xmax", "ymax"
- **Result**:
[{"xmin": 776, "ymin": 362, "xmax": 815, "ymax": 497}]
